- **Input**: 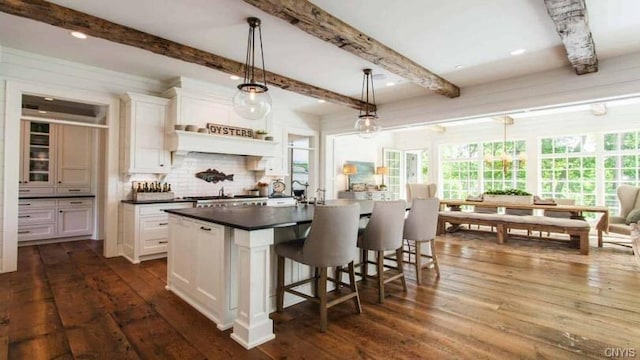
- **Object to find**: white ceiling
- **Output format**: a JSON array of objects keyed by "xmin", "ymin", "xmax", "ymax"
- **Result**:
[{"xmin": 1, "ymin": 0, "xmax": 640, "ymax": 117}]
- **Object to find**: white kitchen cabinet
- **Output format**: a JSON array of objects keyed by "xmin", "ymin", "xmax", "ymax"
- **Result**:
[
  {"xmin": 18, "ymin": 198, "xmax": 94, "ymax": 242},
  {"xmin": 19, "ymin": 121, "xmax": 56, "ymax": 190},
  {"xmin": 121, "ymin": 92, "xmax": 171, "ymax": 174},
  {"xmin": 337, "ymin": 191, "xmax": 393, "ymax": 200},
  {"xmin": 167, "ymin": 215, "xmax": 237, "ymax": 330},
  {"xmin": 57, "ymin": 125, "xmax": 93, "ymax": 189},
  {"xmin": 20, "ymin": 121, "xmax": 94, "ymax": 196},
  {"xmin": 122, "ymin": 202, "xmax": 193, "ymax": 263}
]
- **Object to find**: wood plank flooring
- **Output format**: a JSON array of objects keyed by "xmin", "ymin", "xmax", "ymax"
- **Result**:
[{"xmin": 0, "ymin": 231, "xmax": 638, "ymax": 359}]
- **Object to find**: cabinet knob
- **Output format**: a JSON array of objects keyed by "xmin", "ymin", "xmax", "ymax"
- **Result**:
[
  {"xmin": 59, "ymin": 210, "xmax": 63, "ymax": 213},
  {"xmin": 160, "ymin": 164, "xmax": 164, "ymax": 167},
  {"xmin": 58, "ymin": 181, "xmax": 62, "ymax": 184}
]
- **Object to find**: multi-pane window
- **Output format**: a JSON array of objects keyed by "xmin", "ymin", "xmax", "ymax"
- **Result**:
[
  {"xmin": 539, "ymin": 135, "xmax": 597, "ymax": 207},
  {"xmin": 603, "ymin": 131, "xmax": 640, "ymax": 215},
  {"xmin": 421, "ymin": 150, "xmax": 429, "ymax": 181},
  {"xmin": 440, "ymin": 140, "xmax": 527, "ymax": 199},
  {"xmin": 384, "ymin": 149, "xmax": 402, "ymax": 199}
]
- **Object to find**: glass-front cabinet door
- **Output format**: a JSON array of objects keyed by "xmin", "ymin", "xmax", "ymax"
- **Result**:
[{"xmin": 20, "ymin": 121, "xmax": 56, "ymax": 188}]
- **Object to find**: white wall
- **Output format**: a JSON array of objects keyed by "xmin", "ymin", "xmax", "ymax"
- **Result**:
[{"xmin": 327, "ymin": 131, "xmax": 394, "ymax": 198}]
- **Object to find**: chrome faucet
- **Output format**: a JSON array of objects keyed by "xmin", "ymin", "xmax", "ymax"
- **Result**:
[{"xmin": 218, "ymin": 187, "xmax": 225, "ymax": 197}]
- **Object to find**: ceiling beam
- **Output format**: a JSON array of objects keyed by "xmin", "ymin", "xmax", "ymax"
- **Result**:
[
  {"xmin": 0, "ymin": 0, "xmax": 371, "ymax": 111},
  {"xmin": 543, "ymin": 0, "xmax": 598, "ymax": 75},
  {"xmin": 242, "ymin": 0, "xmax": 460, "ymax": 98}
]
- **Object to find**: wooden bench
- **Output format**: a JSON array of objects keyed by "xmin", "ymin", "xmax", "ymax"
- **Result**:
[{"xmin": 437, "ymin": 211, "xmax": 591, "ymax": 254}]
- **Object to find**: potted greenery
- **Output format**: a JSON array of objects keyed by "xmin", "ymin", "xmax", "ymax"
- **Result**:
[
  {"xmin": 483, "ymin": 189, "xmax": 533, "ymax": 204},
  {"xmin": 255, "ymin": 130, "xmax": 268, "ymax": 140}
]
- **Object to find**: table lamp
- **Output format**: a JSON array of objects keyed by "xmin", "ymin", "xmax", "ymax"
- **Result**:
[
  {"xmin": 376, "ymin": 166, "xmax": 389, "ymax": 189},
  {"xmin": 343, "ymin": 164, "xmax": 357, "ymax": 191}
]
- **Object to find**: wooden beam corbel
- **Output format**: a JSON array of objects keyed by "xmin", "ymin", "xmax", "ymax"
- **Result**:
[
  {"xmin": 543, "ymin": 0, "xmax": 598, "ymax": 75},
  {"xmin": 0, "ymin": 0, "xmax": 371, "ymax": 110},
  {"xmin": 242, "ymin": 0, "xmax": 460, "ymax": 98}
]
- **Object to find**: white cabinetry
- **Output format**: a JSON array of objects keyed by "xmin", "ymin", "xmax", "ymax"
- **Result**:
[
  {"xmin": 167, "ymin": 215, "xmax": 237, "ymax": 330},
  {"xmin": 19, "ymin": 121, "xmax": 94, "ymax": 196},
  {"xmin": 122, "ymin": 202, "xmax": 193, "ymax": 263},
  {"xmin": 57, "ymin": 198, "xmax": 94, "ymax": 237},
  {"xmin": 18, "ymin": 198, "xmax": 94, "ymax": 242},
  {"xmin": 121, "ymin": 93, "xmax": 170, "ymax": 174},
  {"xmin": 57, "ymin": 125, "xmax": 93, "ymax": 191},
  {"xmin": 337, "ymin": 191, "xmax": 393, "ymax": 200}
]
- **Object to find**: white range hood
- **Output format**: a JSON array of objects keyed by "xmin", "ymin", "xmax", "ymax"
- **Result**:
[{"xmin": 168, "ymin": 130, "xmax": 279, "ymax": 158}]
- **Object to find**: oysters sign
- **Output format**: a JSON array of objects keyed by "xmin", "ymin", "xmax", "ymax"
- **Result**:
[{"xmin": 207, "ymin": 123, "xmax": 254, "ymax": 138}]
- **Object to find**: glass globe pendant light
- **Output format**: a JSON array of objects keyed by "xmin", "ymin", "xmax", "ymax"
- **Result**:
[
  {"xmin": 232, "ymin": 17, "xmax": 271, "ymax": 120},
  {"xmin": 354, "ymin": 69, "xmax": 381, "ymax": 138}
]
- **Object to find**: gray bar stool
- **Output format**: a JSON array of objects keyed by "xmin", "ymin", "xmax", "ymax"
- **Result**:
[
  {"xmin": 275, "ymin": 203, "xmax": 362, "ymax": 332},
  {"xmin": 357, "ymin": 200, "xmax": 408, "ymax": 303},
  {"xmin": 403, "ymin": 198, "xmax": 441, "ymax": 284}
]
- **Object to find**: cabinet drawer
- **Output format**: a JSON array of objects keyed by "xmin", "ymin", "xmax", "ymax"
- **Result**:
[
  {"xmin": 58, "ymin": 198, "xmax": 94, "ymax": 207},
  {"xmin": 18, "ymin": 209, "xmax": 56, "ymax": 226},
  {"xmin": 18, "ymin": 224, "xmax": 56, "ymax": 241},
  {"xmin": 19, "ymin": 199, "xmax": 56, "ymax": 208},
  {"xmin": 141, "ymin": 238, "xmax": 169, "ymax": 255},
  {"xmin": 18, "ymin": 187, "xmax": 55, "ymax": 196},
  {"xmin": 139, "ymin": 216, "xmax": 170, "ymax": 241},
  {"xmin": 56, "ymin": 187, "xmax": 91, "ymax": 195},
  {"xmin": 138, "ymin": 203, "xmax": 192, "ymax": 216}
]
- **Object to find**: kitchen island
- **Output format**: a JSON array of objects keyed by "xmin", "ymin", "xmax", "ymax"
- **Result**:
[{"xmin": 164, "ymin": 200, "xmax": 375, "ymax": 349}]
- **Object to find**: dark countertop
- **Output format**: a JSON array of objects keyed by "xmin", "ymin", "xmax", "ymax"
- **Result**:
[
  {"xmin": 20, "ymin": 195, "xmax": 96, "ymax": 200},
  {"xmin": 165, "ymin": 199, "xmax": 376, "ymax": 231},
  {"xmin": 121, "ymin": 199, "xmax": 196, "ymax": 205}
]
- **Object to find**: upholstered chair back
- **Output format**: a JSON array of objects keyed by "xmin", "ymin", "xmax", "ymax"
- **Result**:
[
  {"xmin": 617, "ymin": 185, "xmax": 640, "ymax": 217},
  {"xmin": 406, "ymin": 183, "xmax": 437, "ymax": 203},
  {"xmin": 302, "ymin": 203, "xmax": 360, "ymax": 267},
  {"xmin": 359, "ymin": 200, "xmax": 407, "ymax": 251},
  {"xmin": 404, "ymin": 198, "xmax": 440, "ymax": 241}
]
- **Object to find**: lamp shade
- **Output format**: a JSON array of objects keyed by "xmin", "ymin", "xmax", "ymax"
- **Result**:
[
  {"xmin": 342, "ymin": 164, "xmax": 357, "ymax": 175},
  {"xmin": 375, "ymin": 166, "xmax": 389, "ymax": 175}
]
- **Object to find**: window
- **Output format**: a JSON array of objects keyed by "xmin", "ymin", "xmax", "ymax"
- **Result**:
[
  {"xmin": 603, "ymin": 131, "xmax": 640, "ymax": 214},
  {"xmin": 384, "ymin": 149, "xmax": 402, "ymax": 199},
  {"xmin": 440, "ymin": 140, "xmax": 526, "ymax": 199},
  {"xmin": 539, "ymin": 135, "xmax": 597, "ymax": 208}
]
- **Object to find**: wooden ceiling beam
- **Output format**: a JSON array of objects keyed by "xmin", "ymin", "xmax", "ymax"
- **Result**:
[
  {"xmin": 543, "ymin": 0, "xmax": 598, "ymax": 75},
  {"xmin": 242, "ymin": 0, "xmax": 460, "ymax": 98},
  {"xmin": 0, "ymin": 0, "xmax": 370, "ymax": 110}
]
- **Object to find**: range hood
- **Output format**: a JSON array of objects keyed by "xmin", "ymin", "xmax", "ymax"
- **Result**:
[{"xmin": 168, "ymin": 130, "xmax": 279, "ymax": 159}]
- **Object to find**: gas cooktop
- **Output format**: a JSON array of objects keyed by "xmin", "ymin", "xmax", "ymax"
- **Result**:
[{"xmin": 182, "ymin": 195, "xmax": 267, "ymax": 201}]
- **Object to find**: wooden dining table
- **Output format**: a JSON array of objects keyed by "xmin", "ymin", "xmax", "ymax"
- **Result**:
[{"xmin": 439, "ymin": 199, "xmax": 610, "ymax": 245}]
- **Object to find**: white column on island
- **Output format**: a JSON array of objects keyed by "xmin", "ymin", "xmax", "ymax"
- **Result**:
[{"xmin": 230, "ymin": 228, "xmax": 276, "ymax": 349}]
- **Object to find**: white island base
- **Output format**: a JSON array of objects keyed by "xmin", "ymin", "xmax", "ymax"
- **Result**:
[{"xmin": 166, "ymin": 214, "xmax": 299, "ymax": 349}]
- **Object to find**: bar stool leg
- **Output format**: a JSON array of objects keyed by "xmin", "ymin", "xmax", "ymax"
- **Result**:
[
  {"xmin": 334, "ymin": 266, "xmax": 343, "ymax": 292},
  {"xmin": 361, "ymin": 248, "xmax": 369, "ymax": 281},
  {"xmin": 396, "ymin": 247, "xmax": 407, "ymax": 292},
  {"xmin": 277, "ymin": 255, "xmax": 285, "ymax": 312},
  {"xmin": 348, "ymin": 261, "xmax": 362, "ymax": 314},
  {"xmin": 430, "ymin": 239, "xmax": 440, "ymax": 278},
  {"xmin": 313, "ymin": 267, "xmax": 320, "ymax": 298},
  {"xmin": 377, "ymin": 250, "xmax": 385, "ymax": 303},
  {"xmin": 415, "ymin": 240, "xmax": 422, "ymax": 285},
  {"xmin": 319, "ymin": 267, "xmax": 328, "ymax": 332}
]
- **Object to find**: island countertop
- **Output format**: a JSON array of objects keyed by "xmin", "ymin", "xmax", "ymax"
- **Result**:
[{"xmin": 165, "ymin": 199, "xmax": 376, "ymax": 231}]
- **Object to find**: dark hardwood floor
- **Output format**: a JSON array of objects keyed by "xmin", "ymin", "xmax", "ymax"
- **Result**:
[{"xmin": 0, "ymin": 231, "xmax": 638, "ymax": 359}]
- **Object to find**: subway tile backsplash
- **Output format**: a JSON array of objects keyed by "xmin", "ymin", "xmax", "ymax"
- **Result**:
[{"xmin": 124, "ymin": 153, "xmax": 258, "ymax": 199}]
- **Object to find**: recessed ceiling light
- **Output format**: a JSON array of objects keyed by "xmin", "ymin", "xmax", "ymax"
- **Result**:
[
  {"xmin": 317, "ymin": 99, "xmax": 326, "ymax": 103},
  {"xmin": 38, "ymin": 110, "xmax": 47, "ymax": 114},
  {"xmin": 386, "ymin": 82, "xmax": 395, "ymax": 87},
  {"xmin": 70, "ymin": 31, "xmax": 87, "ymax": 39},
  {"xmin": 44, "ymin": 97, "xmax": 54, "ymax": 101},
  {"xmin": 229, "ymin": 75, "xmax": 240, "ymax": 80},
  {"xmin": 455, "ymin": 64, "xmax": 464, "ymax": 69},
  {"xmin": 510, "ymin": 48, "xmax": 526, "ymax": 56}
]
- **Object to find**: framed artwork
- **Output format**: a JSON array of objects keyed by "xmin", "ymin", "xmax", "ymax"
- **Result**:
[{"xmin": 346, "ymin": 161, "xmax": 375, "ymax": 186}]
